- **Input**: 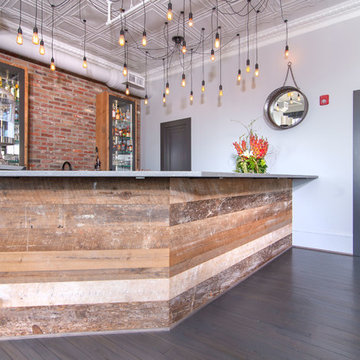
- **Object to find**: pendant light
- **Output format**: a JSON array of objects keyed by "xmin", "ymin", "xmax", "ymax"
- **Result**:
[
  {"xmin": 119, "ymin": 28, "xmax": 125, "ymax": 46},
  {"xmin": 142, "ymin": 31, "xmax": 147, "ymax": 46},
  {"xmin": 16, "ymin": 0, "xmax": 23, "ymax": 45},
  {"xmin": 126, "ymin": 83, "xmax": 130, "ymax": 96},
  {"xmin": 39, "ymin": 0, "xmax": 45, "ymax": 55},
  {"xmin": 119, "ymin": 9, "xmax": 125, "ymax": 46},
  {"xmin": 167, "ymin": 1, "xmax": 173, "ymax": 21},
  {"xmin": 144, "ymin": 51, "xmax": 149, "ymax": 105},
  {"xmin": 181, "ymin": 9, "xmax": 187, "ymax": 54},
  {"xmin": 279, "ymin": 0, "xmax": 290, "ymax": 58},
  {"xmin": 181, "ymin": 73, "xmax": 186, "ymax": 88},
  {"xmin": 162, "ymin": 58, "xmax": 166, "ymax": 103},
  {"xmin": 165, "ymin": 22, "xmax": 170, "ymax": 95},
  {"xmin": 218, "ymin": 28, "xmax": 223, "ymax": 97},
  {"xmin": 214, "ymin": 0, "xmax": 220, "ymax": 48},
  {"xmin": 50, "ymin": 5, "xmax": 55, "ymax": 71},
  {"xmin": 123, "ymin": 41, "xmax": 128, "ymax": 76},
  {"xmin": 32, "ymin": 0, "xmax": 39, "ymax": 45},
  {"xmin": 210, "ymin": 7, "xmax": 215, "ymax": 61},
  {"xmin": 82, "ymin": 20, "xmax": 87, "ymax": 69},
  {"xmin": 246, "ymin": 0, "xmax": 250, "ymax": 73},
  {"xmin": 188, "ymin": 0, "xmax": 193, "ymax": 27},
  {"xmin": 190, "ymin": 49, "xmax": 193, "ymax": 102},
  {"xmin": 214, "ymin": 31, "xmax": 220, "ymax": 49},
  {"xmin": 237, "ymin": 33, "xmax": 241, "ymax": 81},
  {"xmin": 181, "ymin": 52, "xmax": 186, "ymax": 87},
  {"xmin": 284, "ymin": 19, "xmax": 289, "ymax": 58},
  {"xmin": 254, "ymin": 10, "xmax": 259, "ymax": 77},
  {"xmin": 142, "ymin": 0, "xmax": 147, "ymax": 46},
  {"xmin": 201, "ymin": 28, "xmax": 205, "ymax": 92}
]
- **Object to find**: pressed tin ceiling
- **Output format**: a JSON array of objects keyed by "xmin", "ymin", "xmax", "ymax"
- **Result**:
[{"xmin": 0, "ymin": 0, "xmax": 355, "ymax": 75}]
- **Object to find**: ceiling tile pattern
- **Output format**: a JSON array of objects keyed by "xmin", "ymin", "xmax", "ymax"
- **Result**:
[{"xmin": 0, "ymin": 0, "xmax": 351, "ymax": 74}]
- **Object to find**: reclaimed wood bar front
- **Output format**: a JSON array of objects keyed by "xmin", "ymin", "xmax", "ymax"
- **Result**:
[{"xmin": 0, "ymin": 171, "xmax": 316, "ymax": 337}]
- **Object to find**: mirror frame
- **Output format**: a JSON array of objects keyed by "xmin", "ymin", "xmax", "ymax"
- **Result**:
[{"xmin": 264, "ymin": 86, "xmax": 309, "ymax": 130}]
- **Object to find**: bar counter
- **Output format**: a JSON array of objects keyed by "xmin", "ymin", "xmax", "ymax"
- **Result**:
[{"xmin": 0, "ymin": 171, "xmax": 316, "ymax": 337}]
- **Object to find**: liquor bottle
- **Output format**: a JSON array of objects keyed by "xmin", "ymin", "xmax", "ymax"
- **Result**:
[
  {"xmin": 112, "ymin": 102, "xmax": 116, "ymax": 119},
  {"xmin": 94, "ymin": 147, "xmax": 101, "ymax": 170},
  {"xmin": 128, "ymin": 140, "xmax": 133, "ymax": 153},
  {"xmin": 116, "ymin": 105, "xmax": 120, "ymax": 120}
]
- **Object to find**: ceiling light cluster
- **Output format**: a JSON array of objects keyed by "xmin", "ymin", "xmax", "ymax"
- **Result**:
[{"xmin": 15, "ymin": 0, "xmax": 291, "ymax": 100}]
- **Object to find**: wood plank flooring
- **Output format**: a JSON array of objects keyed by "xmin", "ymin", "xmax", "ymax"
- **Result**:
[{"xmin": 1, "ymin": 248, "xmax": 359, "ymax": 360}]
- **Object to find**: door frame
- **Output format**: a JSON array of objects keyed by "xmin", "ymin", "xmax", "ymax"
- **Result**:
[
  {"xmin": 353, "ymin": 90, "xmax": 360, "ymax": 256},
  {"xmin": 161, "ymin": 118, "xmax": 191, "ymax": 171}
]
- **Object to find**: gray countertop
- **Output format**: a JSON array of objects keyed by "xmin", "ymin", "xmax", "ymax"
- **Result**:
[{"xmin": 0, "ymin": 170, "xmax": 318, "ymax": 179}]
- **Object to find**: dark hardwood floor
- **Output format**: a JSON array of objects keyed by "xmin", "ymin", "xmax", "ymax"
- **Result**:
[{"xmin": 1, "ymin": 248, "xmax": 359, "ymax": 360}]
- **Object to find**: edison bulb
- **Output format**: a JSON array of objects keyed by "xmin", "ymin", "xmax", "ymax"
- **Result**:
[
  {"xmin": 181, "ymin": 74, "xmax": 186, "ymax": 87},
  {"xmin": 83, "ymin": 56, "xmax": 88, "ymax": 69},
  {"xmin": 142, "ymin": 31, "xmax": 147, "ymax": 46},
  {"xmin": 165, "ymin": 83, "xmax": 170, "ymax": 95},
  {"xmin": 123, "ymin": 64, "xmax": 128, "ymax": 76},
  {"xmin": 214, "ymin": 33, "xmax": 220, "ymax": 49},
  {"xmin": 119, "ymin": 29, "xmax": 125, "ymax": 46},
  {"xmin": 285, "ymin": 45, "xmax": 289, "ymax": 58},
  {"xmin": 163, "ymin": 93, "xmax": 166, "ymax": 103},
  {"xmin": 254, "ymin": 64, "xmax": 259, "ymax": 77},
  {"xmin": 237, "ymin": 70, "xmax": 242, "ymax": 82},
  {"xmin": 210, "ymin": 49, "xmax": 215, "ymax": 62},
  {"xmin": 144, "ymin": 95, "xmax": 148, "ymax": 105},
  {"xmin": 189, "ymin": 12, "xmax": 193, "ymax": 27},
  {"xmin": 182, "ymin": 41, "xmax": 187, "ymax": 54},
  {"xmin": 126, "ymin": 85, "xmax": 130, "ymax": 96},
  {"xmin": 32, "ymin": 27, "xmax": 39, "ymax": 45},
  {"xmin": 167, "ymin": 2, "xmax": 173, "ymax": 21},
  {"xmin": 16, "ymin": 28, "xmax": 23, "ymax": 45},
  {"xmin": 246, "ymin": 59, "xmax": 250, "ymax": 73},
  {"xmin": 201, "ymin": 80, "xmax": 205, "ymax": 92},
  {"xmin": 190, "ymin": 91, "xmax": 194, "ymax": 102},
  {"xmin": 39, "ymin": 40, "xmax": 45, "ymax": 55},
  {"xmin": 50, "ymin": 57, "xmax": 56, "ymax": 71},
  {"xmin": 219, "ymin": 85, "xmax": 223, "ymax": 97}
]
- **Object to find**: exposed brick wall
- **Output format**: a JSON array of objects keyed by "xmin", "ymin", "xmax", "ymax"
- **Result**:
[{"xmin": 0, "ymin": 52, "xmax": 140, "ymax": 170}]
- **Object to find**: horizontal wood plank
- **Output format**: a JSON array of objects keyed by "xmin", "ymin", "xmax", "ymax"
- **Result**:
[
  {"xmin": 170, "ymin": 190, "xmax": 291, "ymax": 225},
  {"xmin": 170, "ymin": 178, "xmax": 292, "ymax": 204},
  {"xmin": 0, "ymin": 249, "xmax": 169, "ymax": 272}
]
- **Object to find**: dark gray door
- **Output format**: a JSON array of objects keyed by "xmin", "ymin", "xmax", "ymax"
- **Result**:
[
  {"xmin": 161, "ymin": 118, "xmax": 191, "ymax": 171},
  {"xmin": 354, "ymin": 91, "xmax": 360, "ymax": 256}
]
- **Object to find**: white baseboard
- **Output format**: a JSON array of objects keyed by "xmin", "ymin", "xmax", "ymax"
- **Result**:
[{"xmin": 293, "ymin": 230, "xmax": 353, "ymax": 255}]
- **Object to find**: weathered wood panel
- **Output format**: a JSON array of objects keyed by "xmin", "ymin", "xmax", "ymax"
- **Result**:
[
  {"xmin": 170, "ymin": 178, "xmax": 292, "ymax": 204},
  {"xmin": 0, "ymin": 249, "xmax": 169, "ymax": 272},
  {"xmin": 0, "ymin": 225, "xmax": 170, "ymax": 252},
  {"xmin": 170, "ymin": 212, "xmax": 292, "ymax": 275},
  {"xmin": 170, "ymin": 190, "xmax": 291, "ymax": 225},
  {"xmin": 0, "ymin": 176, "xmax": 293, "ymax": 337},
  {"xmin": 169, "ymin": 235, "xmax": 292, "ymax": 325},
  {"xmin": 0, "ymin": 301, "xmax": 169, "ymax": 337},
  {"xmin": 0, "ymin": 267, "xmax": 169, "ymax": 284},
  {"xmin": 0, "ymin": 178, "xmax": 170, "ymax": 205}
]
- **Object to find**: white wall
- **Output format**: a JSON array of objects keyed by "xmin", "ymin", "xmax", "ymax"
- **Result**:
[{"xmin": 141, "ymin": 16, "xmax": 360, "ymax": 255}]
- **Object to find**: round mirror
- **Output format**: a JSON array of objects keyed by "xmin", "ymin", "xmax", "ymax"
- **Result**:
[{"xmin": 264, "ymin": 86, "xmax": 308, "ymax": 129}]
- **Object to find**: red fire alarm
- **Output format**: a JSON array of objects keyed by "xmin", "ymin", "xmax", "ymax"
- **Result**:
[{"xmin": 320, "ymin": 95, "xmax": 329, "ymax": 106}]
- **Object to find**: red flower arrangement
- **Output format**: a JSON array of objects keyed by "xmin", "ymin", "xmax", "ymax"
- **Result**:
[{"xmin": 233, "ymin": 131, "xmax": 269, "ymax": 173}]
